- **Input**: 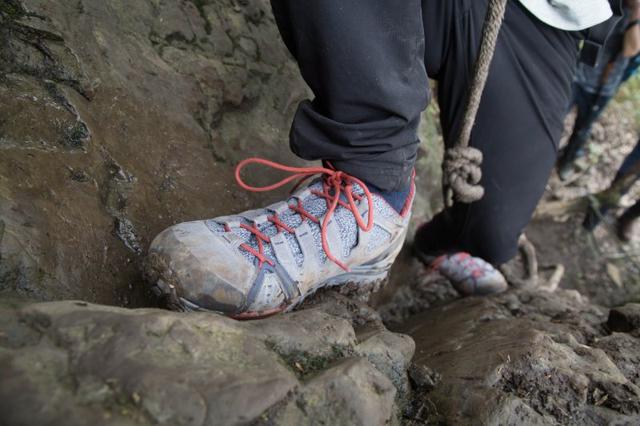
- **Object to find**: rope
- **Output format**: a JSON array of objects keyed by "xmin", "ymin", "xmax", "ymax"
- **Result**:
[{"xmin": 443, "ymin": 0, "xmax": 508, "ymax": 207}]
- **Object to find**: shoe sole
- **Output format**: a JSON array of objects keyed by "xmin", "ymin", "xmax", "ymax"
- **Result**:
[
  {"xmin": 144, "ymin": 231, "xmax": 405, "ymax": 320},
  {"xmin": 145, "ymin": 256, "xmax": 389, "ymax": 320}
]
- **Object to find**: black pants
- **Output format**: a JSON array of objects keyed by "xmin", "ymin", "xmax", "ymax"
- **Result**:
[{"xmin": 271, "ymin": 0, "xmax": 580, "ymax": 264}]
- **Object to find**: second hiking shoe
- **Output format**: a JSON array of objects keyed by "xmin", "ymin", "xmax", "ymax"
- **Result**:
[{"xmin": 429, "ymin": 252, "xmax": 508, "ymax": 296}]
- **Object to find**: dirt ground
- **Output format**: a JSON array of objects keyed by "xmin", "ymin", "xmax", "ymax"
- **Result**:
[{"xmin": 528, "ymin": 100, "xmax": 640, "ymax": 308}]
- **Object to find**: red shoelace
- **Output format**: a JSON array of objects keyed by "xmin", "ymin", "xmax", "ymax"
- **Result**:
[{"xmin": 233, "ymin": 158, "xmax": 374, "ymax": 271}]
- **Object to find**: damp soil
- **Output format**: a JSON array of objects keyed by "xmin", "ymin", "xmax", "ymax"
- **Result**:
[{"xmin": 530, "ymin": 100, "xmax": 640, "ymax": 307}]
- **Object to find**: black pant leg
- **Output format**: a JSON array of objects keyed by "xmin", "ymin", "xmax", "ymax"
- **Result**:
[
  {"xmin": 620, "ymin": 199, "xmax": 640, "ymax": 224},
  {"xmin": 270, "ymin": 0, "xmax": 429, "ymax": 191},
  {"xmin": 418, "ymin": 0, "xmax": 580, "ymax": 264}
]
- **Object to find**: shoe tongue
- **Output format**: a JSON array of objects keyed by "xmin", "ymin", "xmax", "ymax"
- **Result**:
[{"xmin": 366, "ymin": 181, "xmax": 410, "ymax": 214}]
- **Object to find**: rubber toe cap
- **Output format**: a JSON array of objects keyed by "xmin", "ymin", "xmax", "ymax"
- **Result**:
[{"xmin": 146, "ymin": 221, "xmax": 253, "ymax": 313}]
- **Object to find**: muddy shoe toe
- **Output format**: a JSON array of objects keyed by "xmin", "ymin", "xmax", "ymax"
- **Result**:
[{"xmin": 145, "ymin": 221, "xmax": 255, "ymax": 314}]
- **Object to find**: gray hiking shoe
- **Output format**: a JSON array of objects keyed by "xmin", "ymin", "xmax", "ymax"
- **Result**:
[
  {"xmin": 430, "ymin": 252, "xmax": 508, "ymax": 296},
  {"xmin": 145, "ymin": 158, "xmax": 414, "ymax": 319}
]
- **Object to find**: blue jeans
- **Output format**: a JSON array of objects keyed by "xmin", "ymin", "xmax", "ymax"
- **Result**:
[
  {"xmin": 562, "ymin": 83, "xmax": 614, "ymax": 162},
  {"xmin": 616, "ymin": 139, "xmax": 640, "ymax": 180}
]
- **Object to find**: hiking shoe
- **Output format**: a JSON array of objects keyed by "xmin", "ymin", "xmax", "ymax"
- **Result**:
[
  {"xmin": 414, "ymin": 248, "xmax": 508, "ymax": 296},
  {"xmin": 557, "ymin": 136, "xmax": 586, "ymax": 181},
  {"xmin": 144, "ymin": 158, "xmax": 414, "ymax": 319},
  {"xmin": 557, "ymin": 160, "xmax": 576, "ymax": 181},
  {"xmin": 430, "ymin": 253, "xmax": 507, "ymax": 296},
  {"xmin": 616, "ymin": 212, "xmax": 637, "ymax": 243},
  {"xmin": 557, "ymin": 153, "xmax": 585, "ymax": 181}
]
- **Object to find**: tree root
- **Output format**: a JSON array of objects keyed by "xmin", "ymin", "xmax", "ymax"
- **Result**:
[{"xmin": 501, "ymin": 234, "xmax": 564, "ymax": 292}]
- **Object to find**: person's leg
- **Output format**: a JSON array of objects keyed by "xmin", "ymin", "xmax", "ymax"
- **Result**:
[
  {"xmin": 584, "ymin": 138, "xmax": 640, "ymax": 230},
  {"xmin": 416, "ymin": 0, "xmax": 580, "ymax": 265},
  {"xmin": 615, "ymin": 138, "xmax": 640, "ymax": 180},
  {"xmin": 559, "ymin": 86, "xmax": 597, "ymax": 162},
  {"xmin": 558, "ymin": 87, "xmax": 613, "ymax": 179},
  {"xmin": 146, "ymin": 1, "xmax": 431, "ymax": 317},
  {"xmin": 270, "ymin": 0, "xmax": 429, "ymax": 192}
]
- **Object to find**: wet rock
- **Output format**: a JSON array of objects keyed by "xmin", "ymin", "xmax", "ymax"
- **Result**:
[
  {"xmin": 3, "ymin": 277, "xmax": 640, "ymax": 425},
  {"xmin": 266, "ymin": 358, "xmax": 397, "ymax": 425},
  {"xmin": 0, "ymin": 296, "xmax": 414, "ymax": 425},
  {"xmin": 400, "ymin": 290, "xmax": 640, "ymax": 425},
  {"xmin": 0, "ymin": 0, "xmax": 311, "ymax": 305},
  {"xmin": 355, "ymin": 329, "xmax": 415, "ymax": 401},
  {"xmin": 0, "ymin": 75, "xmax": 90, "ymax": 152},
  {"xmin": 408, "ymin": 363, "xmax": 441, "ymax": 392},
  {"xmin": 248, "ymin": 307, "xmax": 358, "ymax": 374},
  {"xmin": 594, "ymin": 332, "xmax": 640, "ymax": 388}
]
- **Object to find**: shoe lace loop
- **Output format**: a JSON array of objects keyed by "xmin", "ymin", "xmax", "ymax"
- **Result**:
[{"xmin": 235, "ymin": 158, "xmax": 375, "ymax": 271}]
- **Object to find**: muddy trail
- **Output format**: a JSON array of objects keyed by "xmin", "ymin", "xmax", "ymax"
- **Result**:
[
  {"xmin": 2, "ymin": 0, "xmax": 640, "ymax": 425},
  {"xmin": 532, "ymin": 101, "xmax": 640, "ymax": 307}
]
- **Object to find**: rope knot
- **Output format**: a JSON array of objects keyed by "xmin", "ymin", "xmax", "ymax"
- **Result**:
[
  {"xmin": 440, "ymin": 0, "xmax": 507, "ymax": 208},
  {"xmin": 443, "ymin": 146, "xmax": 485, "ymax": 206}
]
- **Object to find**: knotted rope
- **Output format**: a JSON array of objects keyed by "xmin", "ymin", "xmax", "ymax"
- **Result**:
[{"xmin": 443, "ymin": 0, "xmax": 508, "ymax": 207}]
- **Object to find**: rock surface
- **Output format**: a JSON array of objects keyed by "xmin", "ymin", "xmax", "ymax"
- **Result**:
[
  {"xmin": 0, "ymin": 0, "xmax": 310, "ymax": 306},
  {"xmin": 400, "ymin": 289, "xmax": 640, "ymax": 425},
  {"xmin": 0, "ymin": 292, "xmax": 414, "ymax": 426},
  {"xmin": 3, "ymin": 285, "xmax": 640, "ymax": 425}
]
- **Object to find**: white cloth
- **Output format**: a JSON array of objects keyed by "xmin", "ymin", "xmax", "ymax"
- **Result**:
[{"xmin": 519, "ymin": 0, "xmax": 613, "ymax": 31}]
